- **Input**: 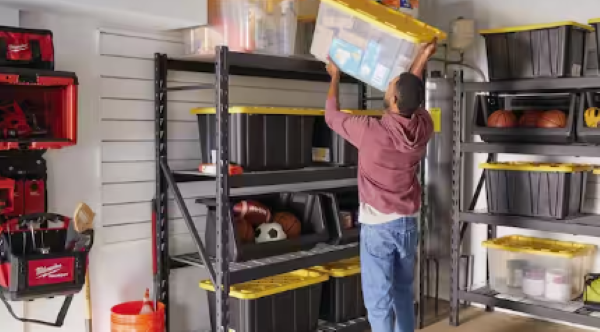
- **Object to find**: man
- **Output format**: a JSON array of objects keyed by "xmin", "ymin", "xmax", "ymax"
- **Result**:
[{"xmin": 324, "ymin": 39, "xmax": 437, "ymax": 332}]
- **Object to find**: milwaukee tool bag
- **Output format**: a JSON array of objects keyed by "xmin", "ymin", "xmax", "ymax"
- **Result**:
[
  {"xmin": 0, "ymin": 26, "xmax": 54, "ymax": 70},
  {"xmin": 0, "ymin": 213, "xmax": 93, "ymax": 327}
]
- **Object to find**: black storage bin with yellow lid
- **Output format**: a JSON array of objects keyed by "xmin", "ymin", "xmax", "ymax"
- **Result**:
[
  {"xmin": 480, "ymin": 22, "xmax": 592, "ymax": 80},
  {"xmin": 482, "ymin": 162, "xmax": 591, "ymax": 219},
  {"xmin": 202, "ymin": 269, "xmax": 327, "ymax": 332},
  {"xmin": 310, "ymin": 257, "xmax": 366, "ymax": 323},
  {"xmin": 192, "ymin": 107, "xmax": 320, "ymax": 172},
  {"xmin": 312, "ymin": 109, "xmax": 384, "ymax": 165}
]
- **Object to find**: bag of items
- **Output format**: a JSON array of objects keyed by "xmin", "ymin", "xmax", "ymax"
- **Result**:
[{"xmin": 0, "ymin": 26, "xmax": 54, "ymax": 70}]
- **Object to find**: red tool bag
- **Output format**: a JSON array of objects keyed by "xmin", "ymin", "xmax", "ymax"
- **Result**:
[
  {"xmin": 0, "ymin": 213, "xmax": 93, "ymax": 327},
  {"xmin": 0, "ymin": 26, "xmax": 54, "ymax": 70}
]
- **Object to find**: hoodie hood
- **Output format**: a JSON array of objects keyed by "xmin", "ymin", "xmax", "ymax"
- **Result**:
[{"xmin": 381, "ymin": 108, "xmax": 433, "ymax": 153}]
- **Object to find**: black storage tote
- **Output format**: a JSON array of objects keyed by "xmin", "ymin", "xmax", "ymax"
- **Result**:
[
  {"xmin": 193, "ymin": 106, "xmax": 319, "ymax": 171},
  {"xmin": 311, "ymin": 257, "xmax": 366, "ymax": 323},
  {"xmin": 202, "ymin": 269, "xmax": 327, "ymax": 332},
  {"xmin": 480, "ymin": 22, "xmax": 591, "ymax": 80},
  {"xmin": 482, "ymin": 162, "xmax": 590, "ymax": 219}
]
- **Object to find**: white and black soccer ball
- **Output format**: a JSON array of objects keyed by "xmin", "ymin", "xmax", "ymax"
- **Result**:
[{"xmin": 255, "ymin": 223, "xmax": 287, "ymax": 243}]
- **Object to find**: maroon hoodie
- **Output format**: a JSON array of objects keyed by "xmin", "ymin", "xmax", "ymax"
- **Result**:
[{"xmin": 325, "ymin": 97, "xmax": 433, "ymax": 215}]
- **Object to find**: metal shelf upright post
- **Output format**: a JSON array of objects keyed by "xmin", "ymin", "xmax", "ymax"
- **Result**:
[{"xmin": 449, "ymin": 75, "xmax": 600, "ymax": 329}]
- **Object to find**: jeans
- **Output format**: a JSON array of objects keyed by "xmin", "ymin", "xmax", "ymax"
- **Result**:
[{"xmin": 360, "ymin": 217, "xmax": 418, "ymax": 332}]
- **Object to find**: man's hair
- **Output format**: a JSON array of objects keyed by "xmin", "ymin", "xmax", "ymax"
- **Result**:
[{"xmin": 394, "ymin": 72, "xmax": 425, "ymax": 116}]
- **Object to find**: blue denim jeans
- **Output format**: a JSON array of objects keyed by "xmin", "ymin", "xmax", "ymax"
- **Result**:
[{"xmin": 360, "ymin": 217, "xmax": 418, "ymax": 332}]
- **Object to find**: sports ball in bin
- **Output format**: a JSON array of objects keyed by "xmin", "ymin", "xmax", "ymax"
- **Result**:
[
  {"xmin": 233, "ymin": 200, "xmax": 272, "ymax": 226},
  {"xmin": 537, "ymin": 110, "xmax": 567, "ymax": 128},
  {"xmin": 487, "ymin": 110, "xmax": 517, "ymax": 128},
  {"xmin": 584, "ymin": 107, "xmax": 600, "ymax": 128},
  {"xmin": 273, "ymin": 211, "xmax": 302, "ymax": 238},
  {"xmin": 235, "ymin": 217, "xmax": 255, "ymax": 244},
  {"xmin": 519, "ymin": 110, "xmax": 542, "ymax": 128},
  {"xmin": 255, "ymin": 223, "xmax": 287, "ymax": 243}
]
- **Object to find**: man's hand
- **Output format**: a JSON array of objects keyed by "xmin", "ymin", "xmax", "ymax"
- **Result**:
[
  {"xmin": 326, "ymin": 57, "xmax": 341, "ymax": 81},
  {"xmin": 420, "ymin": 37, "xmax": 438, "ymax": 59},
  {"xmin": 410, "ymin": 37, "xmax": 438, "ymax": 79}
]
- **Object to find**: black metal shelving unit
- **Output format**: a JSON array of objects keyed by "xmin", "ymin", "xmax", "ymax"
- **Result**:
[
  {"xmin": 154, "ymin": 46, "xmax": 436, "ymax": 332},
  {"xmin": 449, "ymin": 76, "xmax": 600, "ymax": 328}
]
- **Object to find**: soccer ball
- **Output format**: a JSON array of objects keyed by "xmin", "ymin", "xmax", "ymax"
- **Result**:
[{"xmin": 255, "ymin": 223, "xmax": 287, "ymax": 243}]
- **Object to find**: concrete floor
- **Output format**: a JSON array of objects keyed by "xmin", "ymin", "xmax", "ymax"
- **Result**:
[{"xmin": 421, "ymin": 309, "xmax": 587, "ymax": 332}]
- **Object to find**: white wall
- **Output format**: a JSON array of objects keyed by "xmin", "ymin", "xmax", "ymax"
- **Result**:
[{"xmin": 425, "ymin": 0, "xmax": 600, "ymax": 306}]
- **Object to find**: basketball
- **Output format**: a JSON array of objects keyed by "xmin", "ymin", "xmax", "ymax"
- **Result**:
[
  {"xmin": 233, "ymin": 200, "xmax": 272, "ymax": 226},
  {"xmin": 235, "ymin": 217, "xmax": 255, "ymax": 243},
  {"xmin": 487, "ymin": 110, "xmax": 517, "ymax": 128},
  {"xmin": 518, "ymin": 110, "xmax": 542, "ymax": 128},
  {"xmin": 272, "ymin": 212, "xmax": 301, "ymax": 238},
  {"xmin": 536, "ymin": 110, "xmax": 567, "ymax": 128}
]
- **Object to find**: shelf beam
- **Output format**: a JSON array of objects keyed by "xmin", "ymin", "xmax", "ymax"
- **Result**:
[
  {"xmin": 463, "ymin": 77, "xmax": 600, "ymax": 92},
  {"xmin": 171, "ymin": 243, "xmax": 359, "ymax": 284},
  {"xmin": 459, "ymin": 288, "xmax": 600, "ymax": 328},
  {"xmin": 461, "ymin": 212, "xmax": 600, "ymax": 236},
  {"xmin": 461, "ymin": 142, "xmax": 600, "ymax": 157},
  {"xmin": 167, "ymin": 53, "xmax": 358, "ymax": 83}
]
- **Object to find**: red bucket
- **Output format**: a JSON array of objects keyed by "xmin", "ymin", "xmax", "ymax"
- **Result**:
[{"xmin": 111, "ymin": 301, "xmax": 165, "ymax": 332}]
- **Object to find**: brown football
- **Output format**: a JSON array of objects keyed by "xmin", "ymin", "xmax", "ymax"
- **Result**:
[{"xmin": 233, "ymin": 200, "xmax": 272, "ymax": 226}]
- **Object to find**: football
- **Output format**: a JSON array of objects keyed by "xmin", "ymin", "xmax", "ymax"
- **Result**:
[
  {"xmin": 255, "ymin": 223, "xmax": 287, "ymax": 243},
  {"xmin": 233, "ymin": 200, "xmax": 272, "ymax": 226}
]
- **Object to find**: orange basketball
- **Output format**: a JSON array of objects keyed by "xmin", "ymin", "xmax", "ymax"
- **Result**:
[
  {"xmin": 518, "ymin": 110, "xmax": 542, "ymax": 128},
  {"xmin": 487, "ymin": 110, "xmax": 517, "ymax": 128},
  {"xmin": 235, "ymin": 217, "xmax": 255, "ymax": 243},
  {"xmin": 273, "ymin": 212, "xmax": 301, "ymax": 238},
  {"xmin": 537, "ymin": 110, "xmax": 567, "ymax": 128}
]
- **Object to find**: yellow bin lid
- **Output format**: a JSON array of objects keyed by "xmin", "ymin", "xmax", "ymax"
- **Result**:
[
  {"xmin": 590, "ymin": 18, "xmax": 600, "ymax": 25},
  {"xmin": 199, "ymin": 269, "xmax": 328, "ymax": 300},
  {"xmin": 593, "ymin": 168, "xmax": 600, "ymax": 175},
  {"xmin": 311, "ymin": 257, "xmax": 361, "ymax": 277},
  {"xmin": 480, "ymin": 21, "xmax": 594, "ymax": 34},
  {"xmin": 480, "ymin": 162, "xmax": 592, "ymax": 173},
  {"xmin": 321, "ymin": 0, "xmax": 446, "ymax": 43},
  {"xmin": 483, "ymin": 235, "xmax": 596, "ymax": 258}
]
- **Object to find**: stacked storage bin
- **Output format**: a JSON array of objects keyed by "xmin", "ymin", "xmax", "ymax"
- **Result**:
[
  {"xmin": 310, "ymin": 0, "xmax": 445, "ymax": 91},
  {"xmin": 480, "ymin": 22, "xmax": 592, "ymax": 80},
  {"xmin": 201, "ymin": 270, "xmax": 328, "ymax": 332},
  {"xmin": 311, "ymin": 257, "xmax": 366, "ymax": 323},
  {"xmin": 484, "ymin": 235, "xmax": 596, "ymax": 303},
  {"xmin": 481, "ymin": 162, "xmax": 591, "ymax": 219},
  {"xmin": 192, "ymin": 107, "xmax": 321, "ymax": 171}
]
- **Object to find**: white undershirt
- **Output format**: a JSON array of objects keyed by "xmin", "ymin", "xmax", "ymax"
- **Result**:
[{"xmin": 359, "ymin": 202, "xmax": 418, "ymax": 225}]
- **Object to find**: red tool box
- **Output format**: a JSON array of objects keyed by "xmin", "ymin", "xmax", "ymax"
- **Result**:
[
  {"xmin": 0, "ymin": 67, "xmax": 77, "ymax": 150},
  {"xmin": 0, "ymin": 26, "xmax": 54, "ymax": 70},
  {"xmin": 0, "ymin": 213, "xmax": 92, "ymax": 327},
  {"xmin": 0, "ymin": 151, "xmax": 46, "ymax": 216}
]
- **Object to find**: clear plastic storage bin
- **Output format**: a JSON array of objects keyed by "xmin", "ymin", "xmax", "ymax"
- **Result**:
[
  {"xmin": 185, "ymin": 0, "xmax": 298, "ymax": 56},
  {"xmin": 310, "ymin": 0, "xmax": 445, "ymax": 91},
  {"xmin": 484, "ymin": 235, "xmax": 596, "ymax": 303}
]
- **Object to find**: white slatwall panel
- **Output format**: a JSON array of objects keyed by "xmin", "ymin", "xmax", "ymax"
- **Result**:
[{"xmin": 99, "ymin": 31, "xmax": 359, "ymax": 249}]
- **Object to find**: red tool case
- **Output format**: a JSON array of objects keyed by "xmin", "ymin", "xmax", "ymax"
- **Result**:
[
  {"xmin": 0, "ymin": 67, "xmax": 77, "ymax": 150},
  {"xmin": 0, "ymin": 26, "xmax": 54, "ymax": 70},
  {"xmin": 0, "ymin": 213, "xmax": 92, "ymax": 327}
]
